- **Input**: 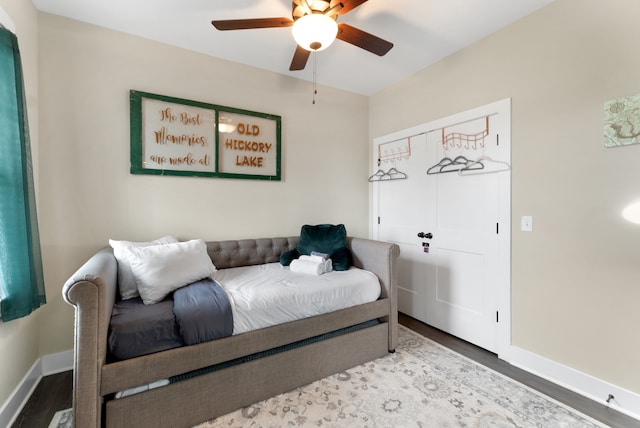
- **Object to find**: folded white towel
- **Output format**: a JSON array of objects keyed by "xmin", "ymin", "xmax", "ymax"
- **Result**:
[
  {"xmin": 290, "ymin": 259, "xmax": 324, "ymax": 275},
  {"xmin": 300, "ymin": 255, "xmax": 333, "ymax": 273},
  {"xmin": 297, "ymin": 255, "xmax": 333, "ymax": 274},
  {"xmin": 325, "ymin": 258, "xmax": 333, "ymax": 273}
]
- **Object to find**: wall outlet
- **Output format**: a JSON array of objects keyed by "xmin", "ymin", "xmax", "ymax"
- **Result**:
[{"xmin": 521, "ymin": 215, "xmax": 533, "ymax": 232}]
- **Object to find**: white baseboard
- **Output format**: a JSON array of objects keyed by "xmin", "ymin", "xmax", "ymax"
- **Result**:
[
  {"xmin": 0, "ymin": 359, "xmax": 41, "ymax": 428},
  {"xmin": 0, "ymin": 349, "xmax": 73, "ymax": 427},
  {"xmin": 506, "ymin": 345, "xmax": 640, "ymax": 421}
]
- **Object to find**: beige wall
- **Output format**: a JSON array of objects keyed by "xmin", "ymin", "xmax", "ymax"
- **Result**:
[
  {"xmin": 0, "ymin": 0, "xmax": 41, "ymax": 407},
  {"xmin": 370, "ymin": 0, "xmax": 640, "ymax": 394},
  {"xmin": 34, "ymin": 14, "xmax": 370, "ymax": 358}
]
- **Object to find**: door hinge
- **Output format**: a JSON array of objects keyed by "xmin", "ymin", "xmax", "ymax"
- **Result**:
[
  {"xmin": 496, "ymin": 134, "xmax": 500, "ymax": 146},
  {"xmin": 378, "ymin": 216, "xmax": 381, "ymax": 225},
  {"xmin": 496, "ymin": 223, "xmax": 499, "ymax": 234},
  {"xmin": 496, "ymin": 311, "xmax": 499, "ymax": 323}
]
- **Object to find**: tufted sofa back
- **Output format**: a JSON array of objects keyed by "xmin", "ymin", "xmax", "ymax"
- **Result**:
[{"xmin": 205, "ymin": 237, "xmax": 299, "ymax": 269}]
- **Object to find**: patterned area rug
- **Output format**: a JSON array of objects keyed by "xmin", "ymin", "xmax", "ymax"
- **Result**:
[
  {"xmin": 48, "ymin": 408, "xmax": 72, "ymax": 428},
  {"xmin": 197, "ymin": 327, "xmax": 607, "ymax": 427},
  {"xmin": 51, "ymin": 327, "xmax": 608, "ymax": 427}
]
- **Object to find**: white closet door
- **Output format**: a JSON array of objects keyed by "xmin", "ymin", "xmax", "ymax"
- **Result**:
[{"xmin": 373, "ymin": 100, "xmax": 511, "ymax": 353}]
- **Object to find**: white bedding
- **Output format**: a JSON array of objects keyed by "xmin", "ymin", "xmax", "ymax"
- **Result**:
[{"xmin": 213, "ymin": 262, "xmax": 381, "ymax": 335}]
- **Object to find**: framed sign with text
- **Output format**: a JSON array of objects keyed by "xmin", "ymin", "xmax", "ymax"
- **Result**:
[{"xmin": 130, "ymin": 90, "xmax": 281, "ymax": 180}]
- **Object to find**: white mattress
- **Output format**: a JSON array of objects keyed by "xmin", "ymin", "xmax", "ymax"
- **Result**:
[{"xmin": 213, "ymin": 262, "xmax": 381, "ymax": 335}]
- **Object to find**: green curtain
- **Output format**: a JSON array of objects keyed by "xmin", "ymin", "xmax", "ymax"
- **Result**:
[{"xmin": 0, "ymin": 26, "xmax": 46, "ymax": 322}]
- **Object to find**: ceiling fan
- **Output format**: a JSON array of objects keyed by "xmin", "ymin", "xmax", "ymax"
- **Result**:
[{"xmin": 211, "ymin": 0, "xmax": 393, "ymax": 71}]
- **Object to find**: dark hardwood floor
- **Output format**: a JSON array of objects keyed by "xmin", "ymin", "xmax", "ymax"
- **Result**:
[
  {"xmin": 12, "ymin": 315, "xmax": 640, "ymax": 427},
  {"xmin": 11, "ymin": 369, "xmax": 72, "ymax": 428}
]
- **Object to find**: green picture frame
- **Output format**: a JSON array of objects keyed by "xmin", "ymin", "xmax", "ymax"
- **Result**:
[{"xmin": 130, "ymin": 90, "xmax": 281, "ymax": 180}]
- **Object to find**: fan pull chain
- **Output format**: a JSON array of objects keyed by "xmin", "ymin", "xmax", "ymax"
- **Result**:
[{"xmin": 312, "ymin": 52, "xmax": 317, "ymax": 105}]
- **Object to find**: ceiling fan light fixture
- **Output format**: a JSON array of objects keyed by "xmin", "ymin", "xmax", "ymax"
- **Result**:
[{"xmin": 292, "ymin": 13, "xmax": 338, "ymax": 52}]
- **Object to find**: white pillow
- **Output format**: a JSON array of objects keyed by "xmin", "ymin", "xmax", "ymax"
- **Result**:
[
  {"xmin": 109, "ymin": 235, "xmax": 178, "ymax": 300},
  {"xmin": 121, "ymin": 239, "xmax": 216, "ymax": 305}
]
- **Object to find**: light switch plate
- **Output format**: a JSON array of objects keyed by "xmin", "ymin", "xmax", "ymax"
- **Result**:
[{"xmin": 521, "ymin": 215, "xmax": 533, "ymax": 232}]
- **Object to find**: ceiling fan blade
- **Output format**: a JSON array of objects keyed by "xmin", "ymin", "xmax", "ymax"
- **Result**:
[
  {"xmin": 289, "ymin": 45, "xmax": 311, "ymax": 71},
  {"xmin": 212, "ymin": 17, "xmax": 294, "ymax": 31},
  {"xmin": 330, "ymin": 0, "xmax": 368, "ymax": 15},
  {"xmin": 301, "ymin": 0, "xmax": 313, "ymax": 15},
  {"xmin": 336, "ymin": 23, "xmax": 393, "ymax": 56}
]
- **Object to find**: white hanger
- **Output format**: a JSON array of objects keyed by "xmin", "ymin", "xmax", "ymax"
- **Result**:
[{"xmin": 458, "ymin": 155, "xmax": 510, "ymax": 176}]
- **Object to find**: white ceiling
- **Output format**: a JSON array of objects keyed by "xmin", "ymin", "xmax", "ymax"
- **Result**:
[{"xmin": 31, "ymin": 0, "xmax": 555, "ymax": 95}]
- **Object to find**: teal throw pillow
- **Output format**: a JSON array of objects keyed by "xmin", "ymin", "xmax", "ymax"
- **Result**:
[{"xmin": 280, "ymin": 224, "xmax": 352, "ymax": 271}]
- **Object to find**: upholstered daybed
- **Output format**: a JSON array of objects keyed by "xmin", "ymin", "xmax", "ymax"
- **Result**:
[{"xmin": 63, "ymin": 235, "xmax": 400, "ymax": 428}]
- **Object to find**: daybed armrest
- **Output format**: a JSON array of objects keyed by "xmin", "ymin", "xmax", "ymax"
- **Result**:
[
  {"xmin": 347, "ymin": 237, "xmax": 400, "ymax": 350},
  {"xmin": 62, "ymin": 247, "xmax": 118, "ymax": 428}
]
